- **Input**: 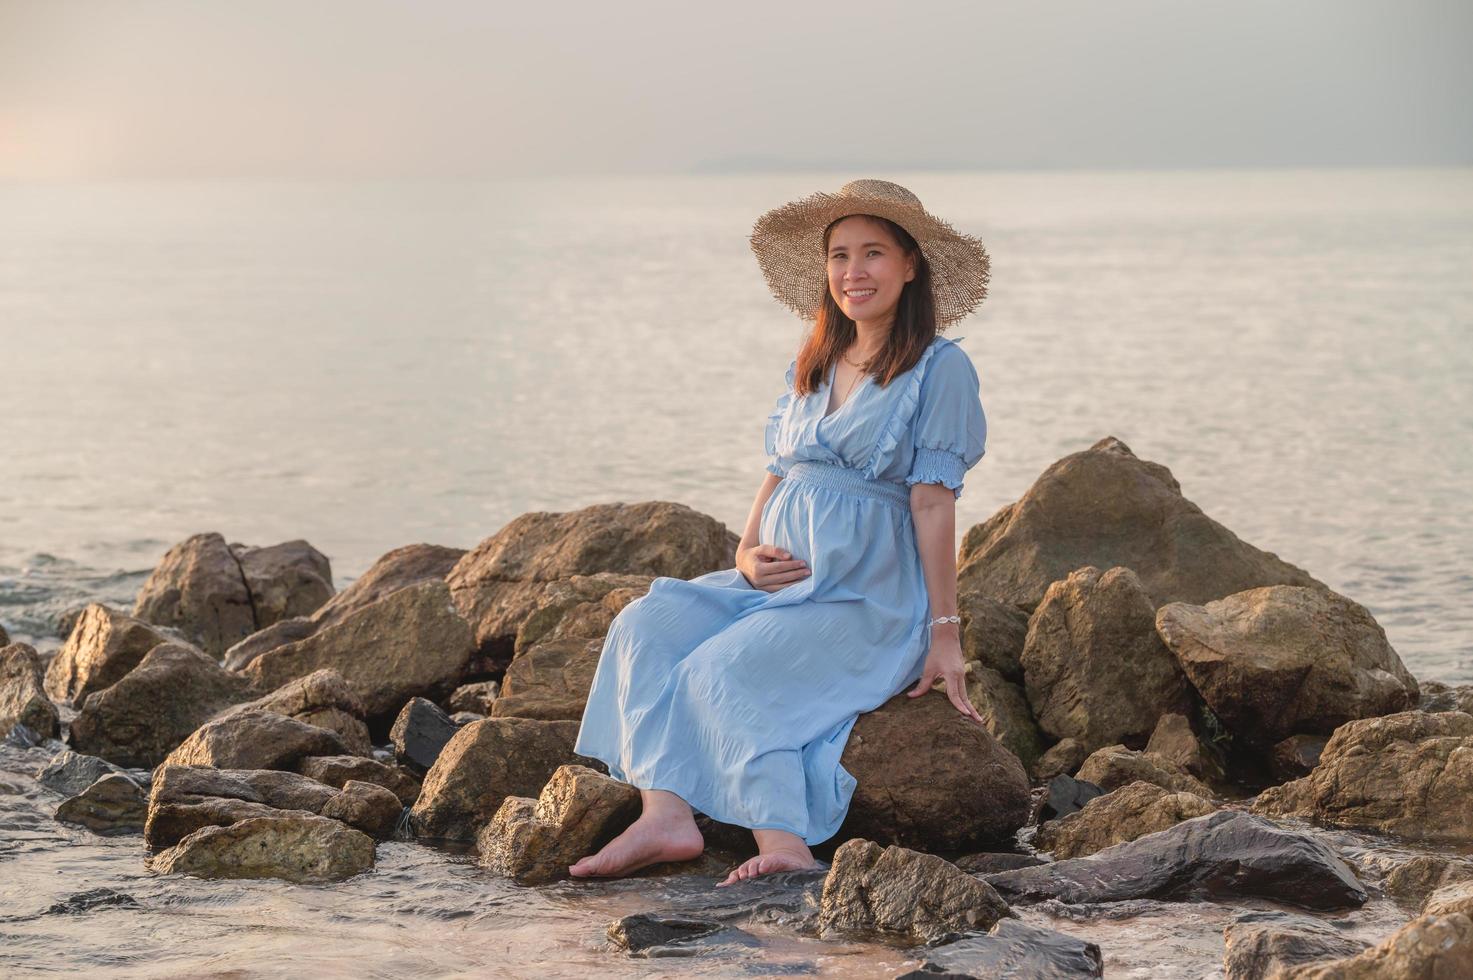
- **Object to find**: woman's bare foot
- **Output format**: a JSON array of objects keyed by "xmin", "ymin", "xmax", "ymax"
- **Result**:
[
  {"xmin": 716, "ymin": 828, "xmax": 819, "ymax": 887},
  {"xmin": 568, "ymin": 808, "xmax": 704, "ymax": 879}
]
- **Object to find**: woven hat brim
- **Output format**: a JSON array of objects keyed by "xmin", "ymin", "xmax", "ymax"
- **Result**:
[{"xmin": 749, "ymin": 189, "xmax": 990, "ymax": 327}]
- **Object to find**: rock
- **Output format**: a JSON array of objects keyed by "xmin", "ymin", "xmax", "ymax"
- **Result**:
[
  {"xmin": 1035, "ymin": 774, "xmax": 1105, "ymax": 823},
  {"xmin": 1034, "ymin": 780, "xmax": 1217, "ymax": 859},
  {"xmin": 1021, "ymin": 566, "xmax": 1194, "ymax": 753},
  {"xmin": 43, "ymin": 604, "xmax": 171, "ymax": 705},
  {"xmin": 450, "ymin": 711, "xmax": 484, "ymax": 724},
  {"xmin": 295, "ymin": 755, "xmax": 421, "ymax": 806},
  {"xmin": 1032, "ymin": 738, "xmax": 1088, "ymax": 781},
  {"xmin": 150, "ymin": 813, "xmax": 374, "ymax": 883},
  {"xmin": 319, "ymin": 779, "xmax": 404, "ymax": 838},
  {"xmin": 837, "ymin": 689, "xmax": 1030, "ymax": 851},
  {"xmin": 1417, "ymin": 680, "xmax": 1473, "ymax": 716},
  {"xmin": 956, "ymin": 437, "xmax": 1322, "ymax": 611},
  {"xmin": 446, "ymin": 503, "xmax": 735, "ymax": 666},
  {"xmin": 1145, "ymin": 712, "xmax": 1225, "ymax": 784},
  {"xmin": 1251, "ymin": 711, "xmax": 1473, "ymax": 842},
  {"xmin": 68, "ymin": 642, "xmax": 256, "ymax": 767},
  {"xmin": 389, "ymin": 697, "xmax": 460, "ymax": 775},
  {"xmin": 215, "ymin": 668, "xmax": 372, "ymax": 756},
  {"xmin": 1270, "ymin": 734, "xmax": 1329, "ymax": 783},
  {"xmin": 605, "ymin": 913, "xmax": 744, "ymax": 957},
  {"xmin": 908, "ymin": 919, "xmax": 1104, "ymax": 979},
  {"xmin": 448, "ymin": 680, "xmax": 500, "ymax": 715},
  {"xmin": 983, "ymin": 811, "xmax": 1366, "ymax": 911},
  {"xmin": 241, "ymin": 581, "xmax": 475, "ymax": 723},
  {"xmin": 0, "ymin": 622, "xmax": 7, "ymax": 644},
  {"xmin": 222, "ymin": 543, "xmax": 465, "ymax": 671},
  {"xmin": 1222, "ymin": 910, "xmax": 1370, "ymax": 980},
  {"xmin": 958, "ymin": 589, "xmax": 1030, "ymax": 683},
  {"xmin": 963, "ymin": 663, "xmax": 1045, "ymax": 773},
  {"xmin": 1076, "ymin": 744, "xmax": 1214, "ymax": 796},
  {"xmin": 37, "ymin": 750, "xmax": 129, "ymax": 797},
  {"xmin": 477, "ymin": 764, "xmax": 641, "ymax": 884},
  {"xmin": 511, "ymin": 573, "xmax": 654, "ymax": 659},
  {"xmin": 43, "ymin": 888, "xmax": 142, "ymax": 915},
  {"xmin": 953, "ymin": 852, "xmax": 1050, "ymax": 874},
  {"xmin": 1, "ymin": 642, "xmax": 60, "ymax": 740},
  {"xmin": 1425, "ymin": 881, "xmax": 1473, "ymax": 919},
  {"xmin": 1156, "ymin": 585, "xmax": 1418, "ymax": 747},
  {"xmin": 816, "ymin": 838, "xmax": 1012, "ymax": 946},
  {"xmin": 409, "ymin": 717, "xmax": 590, "ymax": 842},
  {"xmin": 1384, "ymin": 856, "xmax": 1473, "ymax": 909},
  {"xmin": 161, "ymin": 709, "xmax": 350, "ymax": 772},
  {"xmin": 490, "ymin": 637, "xmax": 602, "ymax": 721},
  {"xmin": 231, "ymin": 539, "xmax": 334, "ymax": 630},
  {"xmin": 1272, "ymin": 912, "xmax": 1472, "ymax": 979},
  {"xmin": 54, "ymin": 773, "xmax": 148, "ymax": 834}
]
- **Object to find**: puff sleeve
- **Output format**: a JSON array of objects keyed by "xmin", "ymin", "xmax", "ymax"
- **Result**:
[
  {"xmin": 764, "ymin": 358, "xmax": 797, "ymax": 477},
  {"xmin": 904, "ymin": 343, "xmax": 987, "ymax": 499}
]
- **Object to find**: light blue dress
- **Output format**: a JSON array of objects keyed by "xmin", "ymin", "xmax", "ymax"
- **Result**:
[{"xmin": 573, "ymin": 335, "xmax": 987, "ymax": 846}]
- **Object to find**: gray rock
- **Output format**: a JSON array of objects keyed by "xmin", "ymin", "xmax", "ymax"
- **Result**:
[
  {"xmin": 37, "ymin": 750, "xmax": 129, "ymax": 797},
  {"xmin": 390, "ymin": 697, "xmax": 460, "ymax": 775},
  {"xmin": 54, "ymin": 773, "xmax": 148, "ymax": 835},
  {"xmin": 908, "ymin": 919, "xmax": 1104, "ymax": 979}
]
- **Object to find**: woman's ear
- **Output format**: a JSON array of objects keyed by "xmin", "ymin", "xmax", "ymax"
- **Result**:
[{"xmin": 905, "ymin": 252, "xmax": 917, "ymax": 283}]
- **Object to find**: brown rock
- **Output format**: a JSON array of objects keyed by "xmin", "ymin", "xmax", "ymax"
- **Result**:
[
  {"xmin": 150, "ymin": 813, "xmax": 374, "ymax": 883},
  {"xmin": 1270, "ymin": 735, "xmax": 1329, "ymax": 783},
  {"xmin": 43, "ymin": 604, "xmax": 171, "ymax": 705},
  {"xmin": 958, "ymin": 589, "xmax": 1030, "ymax": 683},
  {"xmin": 54, "ymin": 772, "xmax": 148, "ymax": 835},
  {"xmin": 1222, "ymin": 911, "xmax": 1370, "ymax": 980},
  {"xmin": 1385, "ymin": 856, "xmax": 1473, "ymax": 909},
  {"xmin": 1022, "ymin": 566, "xmax": 1194, "ymax": 754},
  {"xmin": 963, "ymin": 663, "xmax": 1045, "ymax": 773},
  {"xmin": 816, "ymin": 838, "xmax": 1012, "ymax": 946},
  {"xmin": 1417, "ymin": 681, "xmax": 1473, "ymax": 716},
  {"xmin": 1251, "ymin": 711, "xmax": 1473, "ymax": 842},
  {"xmin": 956, "ymin": 437, "xmax": 1321, "ymax": 611},
  {"xmin": 1425, "ymin": 881, "xmax": 1473, "ymax": 919},
  {"xmin": 162, "ymin": 709, "xmax": 351, "ymax": 772},
  {"xmin": 232, "ymin": 539, "xmax": 334, "ymax": 630},
  {"xmin": 448, "ymin": 680, "xmax": 501, "ymax": 715},
  {"xmin": 216, "ymin": 669, "xmax": 372, "ymax": 757},
  {"xmin": 1076, "ymin": 744, "xmax": 1214, "ymax": 797},
  {"xmin": 491, "ymin": 637, "xmax": 601, "ymax": 721},
  {"xmin": 1034, "ymin": 780, "xmax": 1217, "ymax": 859},
  {"xmin": 477, "ymin": 764, "xmax": 641, "ymax": 884},
  {"xmin": 511, "ymin": 573, "xmax": 653, "ymax": 659},
  {"xmin": 1271, "ymin": 912, "xmax": 1473, "ymax": 979},
  {"xmin": 295, "ymin": 755, "xmax": 422, "ymax": 807},
  {"xmin": 1, "ymin": 642, "xmax": 60, "ymax": 740},
  {"xmin": 1032, "ymin": 738, "xmax": 1088, "ymax": 782},
  {"xmin": 1146, "ymin": 713, "xmax": 1225, "ymax": 784},
  {"xmin": 319, "ymin": 779, "xmax": 404, "ymax": 838},
  {"xmin": 837, "ymin": 690, "xmax": 1030, "ymax": 851},
  {"xmin": 1156, "ymin": 585, "xmax": 1418, "ymax": 746}
]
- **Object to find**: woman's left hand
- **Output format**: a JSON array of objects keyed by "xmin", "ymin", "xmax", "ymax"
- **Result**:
[{"xmin": 906, "ymin": 633, "xmax": 984, "ymax": 724}]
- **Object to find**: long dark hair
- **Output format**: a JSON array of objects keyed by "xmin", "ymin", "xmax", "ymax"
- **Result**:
[{"xmin": 791, "ymin": 214, "xmax": 938, "ymax": 397}]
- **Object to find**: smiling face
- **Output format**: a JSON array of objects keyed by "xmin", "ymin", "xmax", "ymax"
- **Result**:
[{"xmin": 825, "ymin": 214, "xmax": 918, "ymax": 327}]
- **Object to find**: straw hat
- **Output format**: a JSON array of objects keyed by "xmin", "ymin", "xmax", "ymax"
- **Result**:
[{"xmin": 749, "ymin": 178, "xmax": 990, "ymax": 328}]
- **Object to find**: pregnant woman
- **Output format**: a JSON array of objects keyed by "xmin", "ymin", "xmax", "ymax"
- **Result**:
[{"xmin": 570, "ymin": 179, "xmax": 990, "ymax": 886}]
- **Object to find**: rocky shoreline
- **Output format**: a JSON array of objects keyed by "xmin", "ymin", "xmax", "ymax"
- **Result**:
[{"xmin": 2, "ymin": 435, "xmax": 1471, "ymax": 978}]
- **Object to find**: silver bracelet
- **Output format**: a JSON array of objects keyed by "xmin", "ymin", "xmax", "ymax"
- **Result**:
[{"xmin": 928, "ymin": 615, "xmax": 961, "ymax": 628}]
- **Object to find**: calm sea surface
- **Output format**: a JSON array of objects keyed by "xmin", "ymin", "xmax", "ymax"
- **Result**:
[{"xmin": 0, "ymin": 170, "xmax": 1471, "ymax": 975}]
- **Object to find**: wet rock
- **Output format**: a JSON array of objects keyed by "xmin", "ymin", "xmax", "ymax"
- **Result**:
[
  {"xmin": 409, "ymin": 717, "xmax": 590, "ymax": 841},
  {"xmin": 241, "ymin": 580, "xmax": 475, "ymax": 723},
  {"xmin": 907, "ymin": 919, "xmax": 1104, "ymax": 978},
  {"xmin": 1076, "ymin": 744, "xmax": 1213, "ymax": 796},
  {"xmin": 295, "ymin": 755, "xmax": 421, "ymax": 806},
  {"xmin": 956, "ymin": 437, "xmax": 1322, "ymax": 611},
  {"xmin": 1145, "ymin": 712, "xmax": 1225, "ymax": 784},
  {"xmin": 215, "ymin": 668, "xmax": 372, "ymax": 757},
  {"xmin": 1416, "ymin": 680, "xmax": 1473, "ymax": 716},
  {"xmin": 3, "ymin": 722, "xmax": 42, "ymax": 748},
  {"xmin": 1251, "ymin": 711, "xmax": 1473, "ymax": 842},
  {"xmin": 1270, "ymin": 734, "xmax": 1328, "ymax": 783},
  {"xmin": 1384, "ymin": 856, "xmax": 1473, "ymax": 909},
  {"xmin": 605, "ymin": 913, "xmax": 748, "ymax": 957},
  {"xmin": 958, "ymin": 589, "xmax": 1030, "ymax": 683},
  {"xmin": 477, "ymin": 764, "xmax": 641, "ymax": 884},
  {"xmin": 68, "ymin": 642, "xmax": 255, "ymax": 767},
  {"xmin": 1222, "ymin": 910, "xmax": 1370, "ymax": 980},
  {"xmin": 43, "ymin": 887, "xmax": 143, "ymax": 915},
  {"xmin": 43, "ymin": 604, "xmax": 171, "ymax": 706},
  {"xmin": 953, "ymin": 852, "xmax": 1049, "ymax": 874},
  {"xmin": 1156, "ymin": 585, "xmax": 1418, "ymax": 747},
  {"xmin": 1273, "ymin": 912, "xmax": 1473, "ymax": 978},
  {"xmin": 222, "ymin": 543, "xmax": 465, "ymax": 670},
  {"xmin": 319, "ymin": 779, "xmax": 404, "ymax": 838},
  {"xmin": 1, "ymin": 642, "xmax": 60, "ymax": 741},
  {"xmin": 150, "ymin": 812, "xmax": 374, "ymax": 883},
  {"xmin": 837, "ymin": 689, "xmax": 1030, "ymax": 851},
  {"xmin": 162, "ymin": 708, "xmax": 351, "ymax": 772},
  {"xmin": 1032, "ymin": 738, "xmax": 1088, "ymax": 782},
  {"xmin": 1022, "ymin": 566, "xmax": 1194, "ymax": 754},
  {"xmin": 231, "ymin": 539, "xmax": 334, "ymax": 631},
  {"xmin": 984, "ymin": 810, "xmax": 1366, "ymax": 911},
  {"xmin": 448, "ymin": 680, "xmax": 500, "ymax": 715},
  {"xmin": 54, "ymin": 772, "xmax": 148, "ymax": 834},
  {"xmin": 37, "ymin": 749, "xmax": 129, "ymax": 797},
  {"xmin": 1425, "ymin": 881, "xmax": 1473, "ymax": 919},
  {"xmin": 490, "ymin": 637, "xmax": 602, "ymax": 721},
  {"xmin": 450, "ymin": 711, "xmax": 484, "ymax": 724},
  {"xmin": 816, "ymin": 838, "xmax": 1012, "ymax": 946},
  {"xmin": 511, "ymin": 572, "xmax": 654, "ymax": 659},
  {"xmin": 963, "ymin": 663, "xmax": 1045, "ymax": 773},
  {"xmin": 1035, "ymin": 774, "xmax": 1105, "ymax": 823},
  {"xmin": 390, "ymin": 697, "xmax": 460, "ymax": 775},
  {"xmin": 446, "ymin": 502, "xmax": 734, "ymax": 666},
  {"xmin": 1035, "ymin": 780, "xmax": 1217, "ymax": 860}
]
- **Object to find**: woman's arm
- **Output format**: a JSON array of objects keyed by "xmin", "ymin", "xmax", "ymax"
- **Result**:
[
  {"xmin": 735, "ymin": 472, "xmax": 810, "ymax": 591},
  {"xmin": 907, "ymin": 483, "xmax": 984, "ymax": 722}
]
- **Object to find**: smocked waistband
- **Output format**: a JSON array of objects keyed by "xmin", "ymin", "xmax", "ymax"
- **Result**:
[{"xmin": 784, "ymin": 460, "xmax": 910, "ymax": 508}]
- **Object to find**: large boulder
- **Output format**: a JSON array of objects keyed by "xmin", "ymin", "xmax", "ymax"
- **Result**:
[
  {"xmin": 1034, "ymin": 780, "xmax": 1217, "ymax": 859},
  {"xmin": 477, "ymin": 764, "xmax": 641, "ymax": 884},
  {"xmin": 241, "ymin": 580, "xmax": 475, "ymax": 722},
  {"xmin": 150, "ymin": 813, "xmax": 374, "ymax": 883},
  {"xmin": 1156, "ymin": 585, "xmax": 1418, "ymax": 746},
  {"xmin": 409, "ymin": 717, "xmax": 591, "ymax": 842},
  {"xmin": 1271, "ymin": 913, "xmax": 1472, "ymax": 979},
  {"xmin": 1021, "ymin": 566, "xmax": 1194, "ymax": 753},
  {"xmin": 956, "ymin": 437, "xmax": 1321, "ymax": 611},
  {"xmin": 836, "ymin": 690, "xmax": 1030, "ymax": 852},
  {"xmin": 1385, "ymin": 856, "xmax": 1473, "ymax": 909},
  {"xmin": 43, "ymin": 604, "xmax": 172, "ymax": 706},
  {"xmin": 510, "ymin": 573, "xmax": 653, "ymax": 659},
  {"xmin": 68, "ymin": 642, "xmax": 256, "ymax": 767},
  {"xmin": 1, "ymin": 642, "xmax": 59, "ymax": 741},
  {"xmin": 984, "ymin": 811, "xmax": 1367, "ymax": 911},
  {"xmin": 490, "ymin": 637, "xmax": 601, "ymax": 721},
  {"xmin": 816, "ymin": 838, "xmax": 1012, "ymax": 946},
  {"xmin": 1252, "ymin": 710, "xmax": 1473, "ymax": 842},
  {"xmin": 446, "ymin": 502, "xmax": 736, "ymax": 666},
  {"xmin": 161, "ymin": 709, "xmax": 352, "ymax": 772},
  {"xmin": 214, "ymin": 668, "xmax": 371, "ymax": 756}
]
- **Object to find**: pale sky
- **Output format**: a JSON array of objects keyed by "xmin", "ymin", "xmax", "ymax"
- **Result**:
[{"xmin": 1, "ymin": 0, "xmax": 1469, "ymax": 179}]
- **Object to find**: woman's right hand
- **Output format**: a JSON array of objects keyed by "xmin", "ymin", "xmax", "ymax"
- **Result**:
[{"xmin": 737, "ymin": 544, "xmax": 811, "ymax": 592}]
